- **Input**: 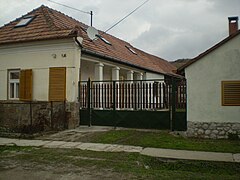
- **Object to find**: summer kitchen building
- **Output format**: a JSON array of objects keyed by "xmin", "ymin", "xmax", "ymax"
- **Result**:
[
  {"xmin": 0, "ymin": 5, "xmax": 177, "ymax": 131},
  {"xmin": 178, "ymin": 17, "xmax": 240, "ymax": 139}
]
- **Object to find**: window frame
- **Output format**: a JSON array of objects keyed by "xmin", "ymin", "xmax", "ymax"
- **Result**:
[
  {"xmin": 14, "ymin": 16, "xmax": 35, "ymax": 28},
  {"xmin": 8, "ymin": 69, "xmax": 20, "ymax": 100},
  {"xmin": 96, "ymin": 34, "xmax": 112, "ymax": 45},
  {"xmin": 221, "ymin": 81, "xmax": 240, "ymax": 106},
  {"xmin": 125, "ymin": 45, "xmax": 137, "ymax": 55}
]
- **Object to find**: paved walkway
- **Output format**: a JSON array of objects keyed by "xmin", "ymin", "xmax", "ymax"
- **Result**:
[{"xmin": 0, "ymin": 137, "xmax": 239, "ymax": 163}]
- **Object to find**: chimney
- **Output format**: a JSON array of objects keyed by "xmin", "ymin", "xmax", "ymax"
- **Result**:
[{"xmin": 228, "ymin": 16, "xmax": 238, "ymax": 36}]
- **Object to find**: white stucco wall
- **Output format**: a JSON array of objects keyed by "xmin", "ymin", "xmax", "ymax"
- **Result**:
[
  {"xmin": 0, "ymin": 39, "xmax": 81, "ymax": 102},
  {"xmin": 144, "ymin": 72, "xmax": 164, "ymax": 80},
  {"xmin": 185, "ymin": 34, "xmax": 240, "ymax": 123}
]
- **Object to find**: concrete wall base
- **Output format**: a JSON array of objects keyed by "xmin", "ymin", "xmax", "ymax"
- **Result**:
[{"xmin": 0, "ymin": 101, "xmax": 79, "ymax": 134}]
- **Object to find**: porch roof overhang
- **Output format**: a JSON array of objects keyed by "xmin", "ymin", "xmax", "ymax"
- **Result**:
[{"xmin": 81, "ymin": 48, "xmax": 182, "ymax": 79}]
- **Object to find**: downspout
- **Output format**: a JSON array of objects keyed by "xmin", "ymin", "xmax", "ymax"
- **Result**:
[
  {"xmin": 74, "ymin": 36, "xmax": 83, "ymax": 127},
  {"xmin": 74, "ymin": 37, "xmax": 83, "ymax": 49},
  {"xmin": 74, "ymin": 36, "xmax": 83, "ymax": 89}
]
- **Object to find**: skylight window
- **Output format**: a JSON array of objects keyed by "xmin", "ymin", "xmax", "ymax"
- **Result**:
[
  {"xmin": 126, "ymin": 45, "xmax": 137, "ymax": 55},
  {"xmin": 96, "ymin": 34, "xmax": 111, "ymax": 45},
  {"xmin": 15, "ymin": 16, "xmax": 35, "ymax": 28}
]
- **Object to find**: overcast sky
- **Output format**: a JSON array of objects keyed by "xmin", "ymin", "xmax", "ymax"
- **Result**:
[{"xmin": 0, "ymin": 0, "xmax": 239, "ymax": 61}]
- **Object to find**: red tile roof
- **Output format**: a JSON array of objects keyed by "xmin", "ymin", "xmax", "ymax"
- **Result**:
[{"xmin": 0, "ymin": 5, "xmax": 176, "ymax": 75}]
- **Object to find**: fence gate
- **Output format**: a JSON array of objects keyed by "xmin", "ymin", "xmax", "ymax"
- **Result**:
[{"xmin": 78, "ymin": 78, "xmax": 186, "ymax": 131}]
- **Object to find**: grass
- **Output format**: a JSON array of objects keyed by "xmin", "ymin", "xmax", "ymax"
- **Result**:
[
  {"xmin": 86, "ymin": 130, "xmax": 240, "ymax": 153},
  {"xmin": 0, "ymin": 145, "xmax": 239, "ymax": 179}
]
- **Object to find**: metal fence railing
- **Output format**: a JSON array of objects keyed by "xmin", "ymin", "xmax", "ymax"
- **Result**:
[{"xmin": 79, "ymin": 79, "xmax": 186, "ymax": 111}]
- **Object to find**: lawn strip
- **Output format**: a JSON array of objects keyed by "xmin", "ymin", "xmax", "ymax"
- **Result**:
[
  {"xmin": 88, "ymin": 130, "xmax": 240, "ymax": 153},
  {"xmin": 0, "ymin": 146, "xmax": 239, "ymax": 179}
]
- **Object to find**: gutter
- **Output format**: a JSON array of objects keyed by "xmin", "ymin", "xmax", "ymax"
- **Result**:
[{"xmin": 81, "ymin": 48, "xmax": 177, "ymax": 77}]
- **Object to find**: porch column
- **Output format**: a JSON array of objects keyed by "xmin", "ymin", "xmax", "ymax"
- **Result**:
[
  {"xmin": 127, "ymin": 70, "xmax": 134, "ymax": 81},
  {"xmin": 143, "ymin": 73, "xmax": 147, "ymax": 80},
  {"xmin": 112, "ymin": 66, "xmax": 120, "ymax": 81},
  {"xmin": 135, "ymin": 73, "xmax": 143, "ymax": 110},
  {"xmin": 95, "ymin": 63, "xmax": 104, "ymax": 109},
  {"xmin": 112, "ymin": 66, "xmax": 120, "ymax": 109},
  {"xmin": 126, "ymin": 70, "xmax": 134, "ymax": 109},
  {"xmin": 94, "ymin": 62, "xmax": 104, "ymax": 81}
]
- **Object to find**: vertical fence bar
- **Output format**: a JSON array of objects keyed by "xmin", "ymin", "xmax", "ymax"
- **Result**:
[
  {"xmin": 154, "ymin": 82, "xmax": 159, "ymax": 109},
  {"xmin": 104, "ymin": 83, "xmax": 107, "ymax": 109},
  {"xmin": 143, "ymin": 82, "xmax": 145, "ymax": 109},
  {"xmin": 101, "ymin": 83, "xmax": 104, "ymax": 108},
  {"xmin": 115, "ymin": 83, "xmax": 117, "ymax": 109},
  {"xmin": 124, "ymin": 84, "xmax": 127, "ymax": 108},
  {"xmin": 107, "ymin": 84, "xmax": 109, "ymax": 108},
  {"xmin": 113, "ymin": 81, "xmax": 117, "ymax": 128},
  {"xmin": 131, "ymin": 83, "xmax": 134, "ymax": 109},
  {"xmin": 128, "ymin": 83, "xmax": 130, "ymax": 108},
  {"xmin": 121, "ymin": 83, "xmax": 123, "ymax": 108},
  {"xmin": 176, "ymin": 81, "xmax": 179, "ymax": 109},
  {"xmin": 134, "ymin": 83, "xmax": 137, "ymax": 110},
  {"xmin": 149, "ymin": 83, "xmax": 152, "ymax": 109},
  {"xmin": 113, "ymin": 81, "xmax": 116, "ymax": 110},
  {"xmin": 98, "ymin": 84, "xmax": 100, "ymax": 108},
  {"xmin": 87, "ymin": 78, "xmax": 91, "ymax": 126},
  {"xmin": 180, "ymin": 81, "xmax": 182, "ymax": 109},
  {"xmin": 137, "ymin": 83, "xmax": 142, "ymax": 109},
  {"xmin": 171, "ymin": 78, "xmax": 176, "ymax": 131},
  {"xmin": 159, "ymin": 83, "xmax": 162, "ymax": 109},
  {"xmin": 146, "ymin": 83, "xmax": 148, "ymax": 109}
]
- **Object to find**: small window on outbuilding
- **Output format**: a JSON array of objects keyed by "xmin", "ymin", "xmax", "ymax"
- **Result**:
[
  {"xmin": 96, "ymin": 34, "xmax": 111, "ymax": 45},
  {"xmin": 222, "ymin": 81, "xmax": 240, "ymax": 106},
  {"xmin": 15, "ymin": 16, "xmax": 35, "ymax": 28}
]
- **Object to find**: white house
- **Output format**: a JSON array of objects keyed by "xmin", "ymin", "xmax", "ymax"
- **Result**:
[
  {"xmin": 0, "ymin": 5, "xmax": 177, "ymax": 131},
  {"xmin": 178, "ymin": 17, "xmax": 240, "ymax": 139}
]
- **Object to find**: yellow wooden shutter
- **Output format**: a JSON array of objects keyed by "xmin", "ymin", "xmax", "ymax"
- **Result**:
[
  {"xmin": 222, "ymin": 81, "xmax": 240, "ymax": 106},
  {"xmin": 19, "ymin": 69, "xmax": 32, "ymax": 101},
  {"xmin": 49, "ymin": 67, "xmax": 66, "ymax": 101}
]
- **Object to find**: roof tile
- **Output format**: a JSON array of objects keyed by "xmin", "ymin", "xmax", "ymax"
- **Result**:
[{"xmin": 0, "ymin": 5, "xmax": 176, "ymax": 75}]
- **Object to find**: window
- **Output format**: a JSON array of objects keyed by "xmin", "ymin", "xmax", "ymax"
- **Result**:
[
  {"xmin": 49, "ymin": 67, "xmax": 66, "ymax": 101},
  {"xmin": 8, "ymin": 70, "xmax": 20, "ymax": 99},
  {"xmin": 222, "ymin": 81, "xmax": 240, "ymax": 106},
  {"xmin": 15, "ymin": 16, "xmax": 35, "ymax": 28},
  {"xmin": 96, "ymin": 34, "xmax": 112, "ymax": 45},
  {"xmin": 125, "ymin": 45, "xmax": 137, "ymax": 55}
]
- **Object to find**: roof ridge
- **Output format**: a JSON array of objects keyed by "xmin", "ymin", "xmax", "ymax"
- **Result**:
[
  {"xmin": 40, "ymin": 5, "xmax": 60, "ymax": 31},
  {"xmin": 44, "ymin": 5, "xmax": 89, "ymax": 29}
]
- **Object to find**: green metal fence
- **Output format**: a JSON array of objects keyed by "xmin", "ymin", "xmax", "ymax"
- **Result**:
[{"xmin": 79, "ymin": 78, "xmax": 186, "ymax": 131}]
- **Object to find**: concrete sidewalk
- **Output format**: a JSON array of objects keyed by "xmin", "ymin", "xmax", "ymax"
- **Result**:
[{"xmin": 0, "ymin": 137, "xmax": 239, "ymax": 163}]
